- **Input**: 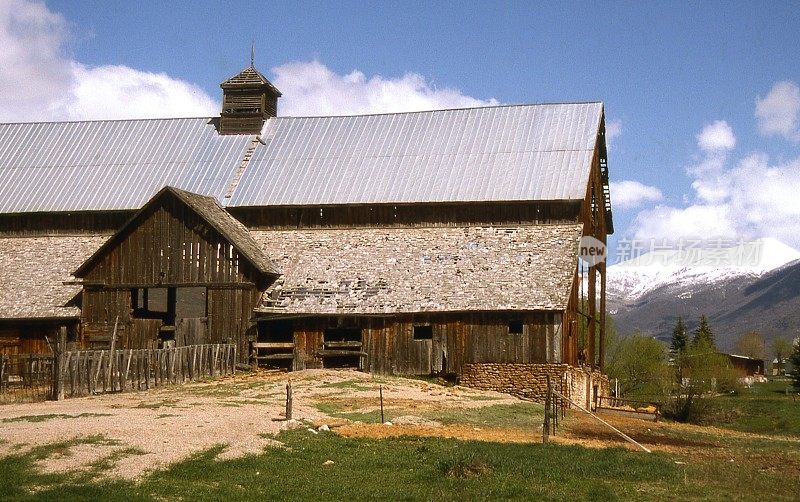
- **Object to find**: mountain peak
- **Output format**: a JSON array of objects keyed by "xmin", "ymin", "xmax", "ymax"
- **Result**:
[{"xmin": 607, "ymin": 237, "xmax": 800, "ymax": 302}]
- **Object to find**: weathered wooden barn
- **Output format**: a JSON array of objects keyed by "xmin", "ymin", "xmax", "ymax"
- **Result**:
[{"xmin": 0, "ymin": 63, "xmax": 613, "ymax": 382}]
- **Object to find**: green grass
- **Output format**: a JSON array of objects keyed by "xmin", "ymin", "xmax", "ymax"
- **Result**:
[
  {"xmin": 428, "ymin": 402, "xmax": 544, "ymax": 428},
  {"xmin": 1, "ymin": 413, "xmax": 111, "ymax": 423},
  {"xmin": 318, "ymin": 379, "xmax": 378, "ymax": 391},
  {"xmin": 2, "ymin": 428, "xmax": 797, "ymax": 501},
  {"xmin": 314, "ymin": 400, "xmax": 543, "ymax": 427},
  {"xmin": 711, "ymin": 380, "xmax": 800, "ymax": 436},
  {"xmin": 135, "ymin": 399, "xmax": 179, "ymax": 409}
]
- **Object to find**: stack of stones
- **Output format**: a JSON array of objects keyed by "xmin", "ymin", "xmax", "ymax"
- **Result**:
[{"xmin": 460, "ymin": 363, "xmax": 609, "ymax": 408}]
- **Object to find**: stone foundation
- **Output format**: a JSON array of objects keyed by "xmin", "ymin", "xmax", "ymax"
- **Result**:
[{"xmin": 460, "ymin": 363, "xmax": 609, "ymax": 409}]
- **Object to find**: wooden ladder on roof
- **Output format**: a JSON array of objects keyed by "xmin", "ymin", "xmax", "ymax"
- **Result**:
[{"xmin": 224, "ymin": 135, "xmax": 261, "ymax": 199}]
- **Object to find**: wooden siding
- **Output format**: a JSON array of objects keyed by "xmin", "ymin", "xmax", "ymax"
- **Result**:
[
  {"xmin": 81, "ymin": 196, "xmax": 260, "ymax": 286},
  {"xmin": 207, "ymin": 287, "xmax": 261, "ymax": 360},
  {"xmin": 0, "ymin": 322, "xmax": 76, "ymax": 355},
  {"xmin": 230, "ymin": 201, "xmax": 582, "ymax": 230},
  {"xmin": 266, "ymin": 312, "xmax": 569, "ymax": 376},
  {"xmin": 76, "ymin": 193, "xmax": 268, "ymax": 361},
  {"xmin": 0, "ymin": 211, "xmax": 130, "ymax": 237}
]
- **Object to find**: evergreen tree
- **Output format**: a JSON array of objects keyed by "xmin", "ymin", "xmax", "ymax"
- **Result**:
[
  {"xmin": 692, "ymin": 315, "xmax": 716, "ymax": 350},
  {"xmin": 790, "ymin": 338, "xmax": 800, "ymax": 391},
  {"xmin": 670, "ymin": 316, "xmax": 688, "ymax": 356}
]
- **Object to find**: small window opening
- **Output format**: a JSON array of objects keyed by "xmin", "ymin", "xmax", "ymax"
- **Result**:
[
  {"xmin": 508, "ymin": 320, "xmax": 524, "ymax": 334},
  {"xmin": 413, "ymin": 325, "xmax": 433, "ymax": 340}
]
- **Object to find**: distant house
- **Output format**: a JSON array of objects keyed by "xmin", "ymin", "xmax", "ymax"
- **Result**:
[
  {"xmin": 0, "ymin": 63, "xmax": 613, "ymax": 398},
  {"xmin": 727, "ymin": 353, "xmax": 765, "ymax": 385},
  {"xmin": 772, "ymin": 358, "xmax": 787, "ymax": 376}
]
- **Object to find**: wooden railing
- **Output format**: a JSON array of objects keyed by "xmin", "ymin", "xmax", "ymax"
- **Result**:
[{"xmin": 53, "ymin": 344, "xmax": 237, "ymax": 399}]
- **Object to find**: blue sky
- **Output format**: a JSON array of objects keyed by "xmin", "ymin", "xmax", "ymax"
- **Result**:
[{"xmin": 2, "ymin": 1, "xmax": 799, "ymax": 262}]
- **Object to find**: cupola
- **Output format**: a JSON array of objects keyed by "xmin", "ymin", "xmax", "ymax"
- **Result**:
[{"xmin": 219, "ymin": 60, "xmax": 281, "ymax": 135}]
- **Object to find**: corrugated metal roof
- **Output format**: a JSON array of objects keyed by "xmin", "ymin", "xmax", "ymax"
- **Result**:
[
  {"xmin": 0, "ymin": 103, "xmax": 603, "ymax": 213},
  {"xmin": 0, "ymin": 118, "xmax": 251, "ymax": 213},
  {"xmin": 228, "ymin": 102, "xmax": 603, "ymax": 206}
]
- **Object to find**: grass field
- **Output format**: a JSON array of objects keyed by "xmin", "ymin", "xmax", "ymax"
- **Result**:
[
  {"xmin": 710, "ymin": 379, "xmax": 800, "ymax": 436},
  {"xmin": 1, "ymin": 374, "xmax": 799, "ymax": 501},
  {"xmin": 2, "ymin": 426, "xmax": 799, "ymax": 501}
]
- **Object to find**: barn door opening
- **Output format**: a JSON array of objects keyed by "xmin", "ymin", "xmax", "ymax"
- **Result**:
[
  {"xmin": 255, "ymin": 320, "xmax": 294, "ymax": 370},
  {"xmin": 131, "ymin": 287, "xmax": 207, "ymax": 347},
  {"xmin": 322, "ymin": 328, "xmax": 363, "ymax": 368},
  {"xmin": 174, "ymin": 287, "xmax": 207, "ymax": 346}
]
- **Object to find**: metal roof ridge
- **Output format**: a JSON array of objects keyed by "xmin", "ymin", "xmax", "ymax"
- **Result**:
[
  {"xmin": 268, "ymin": 101, "xmax": 604, "ymax": 120},
  {"xmin": 0, "ymin": 116, "xmax": 215, "ymax": 126}
]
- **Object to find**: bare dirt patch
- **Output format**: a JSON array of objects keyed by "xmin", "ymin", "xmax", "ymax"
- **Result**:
[
  {"xmin": 337, "ymin": 423, "xmax": 538, "ymax": 443},
  {"xmin": 0, "ymin": 369, "xmax": 519, "ymax": 479}
]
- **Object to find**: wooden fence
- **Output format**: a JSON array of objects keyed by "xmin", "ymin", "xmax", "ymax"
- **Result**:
[
  {"xmin": 54, "ymin": 344, "xmax": 237, "ymax": 399},
  {"xmin": 0, "ymin": 353, "xmax": 53, "ymax": 404},
  {"xmin": 0, "ymin": 343, "xmax": 238, "ymax": 404}
]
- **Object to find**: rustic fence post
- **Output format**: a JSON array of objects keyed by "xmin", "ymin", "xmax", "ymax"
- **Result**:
[
  {"xmin": 52, "ymin": 327, "xmax": 66, "ymax": 400},
  {"xmin": 380, "ymin": 385, "xmax": 385, "ymax": 424},
  {"xmin": 0, "ymin": 354, "xmax": 6, "ymax": 394},
  {"xmin": 543, "ymin": 375, "xmax": 551, "ymax": 443},
  {"xmin": 286, "ymin": 380, "xmax": 293, "ymax": 420},
  {"xmin": 106, "ymin": 316, "xmax": 118, "ymax": 391}
]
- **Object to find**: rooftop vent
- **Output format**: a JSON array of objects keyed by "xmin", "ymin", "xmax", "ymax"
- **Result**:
[{"xmin": 219, "ymin": 60, "xmax": 281, "ymax": 135}]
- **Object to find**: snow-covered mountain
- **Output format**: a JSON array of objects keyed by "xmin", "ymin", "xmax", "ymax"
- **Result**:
[
  {"xmin": 607, "ymin": 237, "xmax": 800, "ymax": 303},
  {"xmin": 606, "ymin": 237, "xmax": 800, "ymax": 351}
]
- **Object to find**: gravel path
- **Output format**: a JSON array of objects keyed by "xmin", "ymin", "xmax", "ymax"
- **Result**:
[{"xmin": 0, "ymin": 369, "xmax": 518, "ymax": 479}]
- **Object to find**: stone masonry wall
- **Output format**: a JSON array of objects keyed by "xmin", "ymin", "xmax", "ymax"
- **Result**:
[{"xmin": 460, "ymin": 363, "xmax": 610, "ymax": 409}]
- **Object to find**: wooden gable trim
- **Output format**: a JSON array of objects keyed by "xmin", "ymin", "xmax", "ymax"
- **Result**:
[{"xmin": 72, "ymin": 186, "xmax": 276, "ymax": 283}]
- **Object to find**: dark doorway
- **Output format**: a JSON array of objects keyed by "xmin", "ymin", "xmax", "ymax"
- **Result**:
[
  {"xmin": 322, "ymin": 328, "xmax": 363, "ymax": 368},
  {"xmin": 130, "ymin": 287, "xmax": 208, "ymax": 347},
  {"xmin": 255, "ymin": 320, "xmax": 295, "ymax": 370}
]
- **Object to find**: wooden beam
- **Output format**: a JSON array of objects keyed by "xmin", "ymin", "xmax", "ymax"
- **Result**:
[
  {"xmin": 588, "ymin": 265, "xmax": 596, "ymax": 369},
  {"xmin": 599, "ymin": 262, "xmax": 606, "ymax": 370}
]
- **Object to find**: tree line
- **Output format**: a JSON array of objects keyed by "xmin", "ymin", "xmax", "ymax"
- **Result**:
[{"xmin": 605, "ymin": 315, "xmax": 800, "ymax": 423}]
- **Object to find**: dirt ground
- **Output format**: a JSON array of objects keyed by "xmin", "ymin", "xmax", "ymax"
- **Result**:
[
  {"xmin": 0, "ymin": 369, "xmax": 520, "ymax": 479},
  {"xmin": 2, "ymin": 369, "xmax": 798, "ymax": 480}
]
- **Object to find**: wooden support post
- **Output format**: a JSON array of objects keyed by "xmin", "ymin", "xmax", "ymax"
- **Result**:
[
  {"xmin": 52, "ymin": 327, "xmax": 67, "ymax": 400},
  {"xmin": 380, "ymin": 385, "xmax": 385, "ymax": 424},
  {"xmin": 599, "ymin": 262, "xmax": 606, "ymax": 370},
  {"xmin": 588, "ymin": 265, "xmax": 597, "ymax": 369},
  {"xmin": 145, "ymin": 350, "xmax": 151, "ymax": 389},
  {"xmin": 106, "ymin": 316, "xmax": 118, "ymax": 391},
  {"xmin": 0, "ymin": 354, "xmax": 6, "ymax": 394},
  {"xmin": 285, "ymin": 380, "xmax": 293, "ymax": 420},
  {"xmin": 543, "ymin": 375, "xmax": 551, "ymax": 443}
]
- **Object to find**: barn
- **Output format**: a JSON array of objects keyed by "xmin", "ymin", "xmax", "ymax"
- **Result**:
[{"xmin": 0, "ymin": 63, "xmax": 613, "ymax": 396}]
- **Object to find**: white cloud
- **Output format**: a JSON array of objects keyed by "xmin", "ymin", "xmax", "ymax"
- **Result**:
[
  {"xmin": 626, "ymin": 111, "xmax": 800, "ymax": 248},
  {"xmin": 272, "ymin": 60, "xmax": 498, "ymax": 116},
  {"xmin": 0, "ymin": 0, "xmax": 217, "ymax": 122},
  {"xmin": 756, "ymin": 80, "xmax": 800, "ymax": 141},
  {"xmin": 605, "ymin": 119, "xmax": 622, "ymax": 140},
  {"xmin": 631, "ymin": 203, "xmax": 737, "ymax": 242},
  {"xmin": 696, "ymin": 120, "xmax": 736, "ymax": 152},
  {"xmin": 66, "ymin": 64, "xmax": 216, "ymax": 120},
  {"xmin": 610, "ymin": 180, "xmax": 662, "ymax": 210}
]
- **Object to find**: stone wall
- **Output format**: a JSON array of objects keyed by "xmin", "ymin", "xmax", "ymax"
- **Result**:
[{"xmin": 460, "ymin": 363, "xmax": 609, "ymax": 409}]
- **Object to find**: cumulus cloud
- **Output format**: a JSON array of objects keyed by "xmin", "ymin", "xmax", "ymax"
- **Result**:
[
  {"xmin": 696, "ymin": 120, "xmax": 736, "ymax": 152},
  {"xmin": 605, "ymin": 119, "xmax": 622, "ymax": 140},
  {"xmin": 0, "ymin": 0, "xmax": 217, "ymax": 122},
  {"xmin": 610, "ymin": 180, "xmax": 663, "ymax": 210},
  {"xmin": 631, "ymin": 204, "xmax": 737, "ymax": 242},
  {"xmin": 756, "ymin": 80, "xmax": 800, "ymax": 141},
  {"xmin": 626, "ymin": 112, "xmax": 800, "ymax": 248},
  {"xmin": 272, "ymin": 60, "xmax": 498, "ymax": 116},
  {"xmin": 66, "ymin": 64, "xmax": 216, "ymax": 120}
]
